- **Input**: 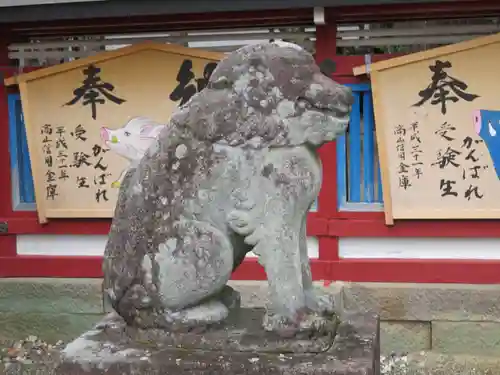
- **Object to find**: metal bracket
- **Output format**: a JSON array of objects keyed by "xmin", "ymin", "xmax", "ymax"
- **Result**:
[
  {"xmin": 364, "ymin": 54, "xmax": 372, "ymax": 77},
  {"xmin": 313, "ymin": 7, "xmax": 325, "ymax": 25},
  {"xmin": 0, "ymin": 222, "xmax": 8, "ymax": 234}
]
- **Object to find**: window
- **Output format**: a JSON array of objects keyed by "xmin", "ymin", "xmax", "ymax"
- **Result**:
[
  {"xmin": 7, "ymin": 91, "xmax": 317, "ymax": 213},
  {"xmin": 8, "ymin": 93, "xmax": 36, "ymax": 211},
  {"xmin": 337, "ymin": 83, "xmax": 383, "ymax": 211}
]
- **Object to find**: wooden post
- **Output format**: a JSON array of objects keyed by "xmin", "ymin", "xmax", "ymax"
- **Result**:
[
  {"xmin": 0, "ymin": 28, "xmax": 13, "ymax": 217},
  {"xmin": 0, "ymin": 27, "xmax": 18, "ymax": 257},
  {"xmin": 315, "ymin": 16, "xmax": 341, "ymax": 269}
]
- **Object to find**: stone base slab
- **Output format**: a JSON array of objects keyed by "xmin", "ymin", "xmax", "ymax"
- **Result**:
[{"xmin": 56, "ymin": 308, "xmax": 380, "ymax": 375}]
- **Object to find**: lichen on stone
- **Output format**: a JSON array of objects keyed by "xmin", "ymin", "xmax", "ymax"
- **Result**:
[{"xmin": 102, "ymin": 41, "xmax": 353, "ymax": 337}]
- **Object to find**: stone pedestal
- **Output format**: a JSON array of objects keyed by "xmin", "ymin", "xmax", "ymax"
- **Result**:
[{"xmin": 56, "ymin": 308, "xmax": 380, "ymax": 375}]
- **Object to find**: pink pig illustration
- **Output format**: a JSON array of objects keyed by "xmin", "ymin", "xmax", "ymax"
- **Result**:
[{"xmin": 100, "ymin": 116, "xmax": 167, "ymax": 188}]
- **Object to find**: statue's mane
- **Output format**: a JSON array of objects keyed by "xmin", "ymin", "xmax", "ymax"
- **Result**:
[
  {"xmin": 167, "ymin": 89, "xmax": 289, "ymax": 149},
  {"xmin": 160, "ymin": 42, "xmax": 340, "ymax": 150}
]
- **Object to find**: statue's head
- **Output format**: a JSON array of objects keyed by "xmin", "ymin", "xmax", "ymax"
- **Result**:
[{"xmin": 171, "ymin": 41, "xmax": 353, "ymax": 148}]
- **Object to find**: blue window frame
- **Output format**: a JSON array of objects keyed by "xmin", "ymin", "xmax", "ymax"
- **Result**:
[
  {"xmin": 7, "ymin": 85, "xmax": 375, "ymax": 214},
  {"xmin": 337, "ymin": 83, "xmax": 384, "ymax": 211},
  {"xmin": 8, "ymin": 93, "xmax": 36, "ymax": 211}
]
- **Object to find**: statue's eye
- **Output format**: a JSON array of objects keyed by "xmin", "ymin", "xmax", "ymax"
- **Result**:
[
  {"xmin": 124, "ymin": 131, "xmax": 131, "ymax": 136},
  {"xmin": 297, "ymin": 97, "xmax": 313, "ymax": 110},
  {"xmin": 209, "ymin": 77, "xmax": 232, "ymax": 90},
  {"xmin": 319, "ymin": 58, "xmax": 336, "ymax": 77}
]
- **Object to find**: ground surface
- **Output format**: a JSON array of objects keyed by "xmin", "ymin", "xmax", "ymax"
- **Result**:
[
  {"xmin": 1, "ymin": 335, "xmax": 382, "ymax": 375},
  {"xmin": 3, "ymin": 337, "xmax": 500, "ymax": 374}
]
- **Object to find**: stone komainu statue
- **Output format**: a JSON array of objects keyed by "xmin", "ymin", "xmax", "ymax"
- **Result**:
[{"xmin": 103, "ymin": 41, "xmax": 353, "ymax": 336}]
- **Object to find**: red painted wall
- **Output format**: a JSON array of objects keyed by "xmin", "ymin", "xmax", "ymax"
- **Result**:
[
  {"xmin": 0, "ymin": 29, "xmax": 17, "ymax": 259},
  {"xmin": 2, "ymin": 4, "xmax": 500, "ymax": 283}
]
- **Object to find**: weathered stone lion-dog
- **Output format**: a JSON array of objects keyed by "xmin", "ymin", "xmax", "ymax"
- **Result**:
[{"xmin": 103, "ymin": 41, "xmax": 354, "ymax": 337}]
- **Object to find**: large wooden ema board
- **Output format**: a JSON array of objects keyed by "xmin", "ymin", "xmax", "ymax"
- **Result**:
[
  {"xmin": 5, "ymin": 42, "xmax": 223, "ymax": 224},
  {"xmin": 353, "ymin": 33, "xmax": 500, "ymax": 225}
]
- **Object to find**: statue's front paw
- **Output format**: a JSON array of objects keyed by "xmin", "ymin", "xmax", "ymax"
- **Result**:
[
  {"xmin": 305, "ymin": 289, "xmax": 336, "ymax": 316},
  {"xmin": 262, "ymin": 312, "xmax": 300, "ymax": 338},
  {"xmin": 296, "ymin": 312, "xmax": 337, "ymax": 338},
  {"xmin": 111, "ymin": 181, "xmax": 121, "ymax": 188},
  {"xmin": 227, "ymin": 210, "xmax": 255, "ymax": 236},
  {"xmin": 263, "ymin": 310, "xmax": 336, "ymax": 338}
]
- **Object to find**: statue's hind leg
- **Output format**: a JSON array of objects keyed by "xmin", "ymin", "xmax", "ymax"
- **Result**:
[
  {"xmin": 166, "ymin": 300, "xmax": 230, "ymax": 332},
  {"xmin": 165, "ymin": 285, "xmax": 241, "ymax": 332},
  {"xmin": 152, "ymin": 220, "xmax": 235, "ymax": 330}
]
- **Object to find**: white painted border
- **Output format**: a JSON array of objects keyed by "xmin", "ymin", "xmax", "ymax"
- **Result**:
[
  {"xmin": 11, "ymin": 165, "xmax": 36, "ymax": 211},
  {"xmin": 18, "ymin": 235, "xmax": 500, "ymax": 260},
  {"xmin": 16, "ymin": 235, "xmax": 320, "ymax": 259},
  {"xmin": 19, "ymin": 234, "xmax": 500, "ymax": 263},
  {"xmin": 339, "ymin": 237, "xmax": 500, "ymax": 260}
]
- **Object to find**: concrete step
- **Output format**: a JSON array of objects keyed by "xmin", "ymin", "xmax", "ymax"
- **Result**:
[
  {"xmin": 342, "ymin": 282, "xmax": 500, "ymax": 356},
  {"xmin": 382, "ymin": 351, "xmax": 500, "ymax": 375},
  {"xmin": 341, "ymin": 281, "xmax": 500, "ymax": 323}
]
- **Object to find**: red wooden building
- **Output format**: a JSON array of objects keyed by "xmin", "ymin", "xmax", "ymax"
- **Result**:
[{"xmin": 2, "ymin": 0, "xmax": 500, "ymax": 284}]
